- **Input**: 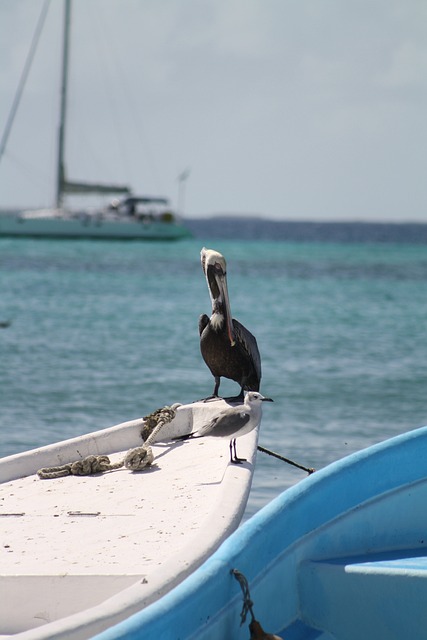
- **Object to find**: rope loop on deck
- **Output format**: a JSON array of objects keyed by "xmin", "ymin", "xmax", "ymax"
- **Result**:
[
  {"xmin": 123, "ymin": 445, "xmax": 154, "ymax": 470},
  {"xmin": 37, "ymin": 464, "xmax": 73, "ymax": 479},
  {"xmin": 37, "ymin": 404, "xmax": 179, "ymax": 479},
  {"xmin": 37, "ymin": 455, "xmax": 123, "ymax": 479}
]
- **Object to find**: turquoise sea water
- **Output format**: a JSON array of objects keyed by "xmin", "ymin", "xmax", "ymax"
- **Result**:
[{"xmin": 1, "ymin": 234, "xmax": 427, "ymax": 518}]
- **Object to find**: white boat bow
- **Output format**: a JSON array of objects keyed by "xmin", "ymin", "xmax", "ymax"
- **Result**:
[{"xmin": 0, "ymin": 399, "xmax": 259, "ymax": 639}]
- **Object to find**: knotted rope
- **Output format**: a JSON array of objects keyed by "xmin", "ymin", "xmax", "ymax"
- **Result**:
[
  {"xmin": 37, "ymin": 404, "xmax": 179, "ymax": 480},
  {"xmin": 140, "ymin": 405, "xmax": 178, "ymax": 444},
  {"xmin": 37, "ymin": 455, "xmax": 122, "ymax": 479},
  {"xmin": 231, "ymin": 569, "xmax": 255, "ymax": 626},
  {"xmin": 231, "ymin": 569, "xmax": 282, "ymax": 640}
]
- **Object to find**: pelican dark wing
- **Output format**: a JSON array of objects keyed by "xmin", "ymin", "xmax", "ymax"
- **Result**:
[
  {"xmin": 198, "ymin": 314, "xmax": 210, "ymax": 336},
  {"xmin": 232, "ymin": 318, "xmax": 261, "ymax": 391}
]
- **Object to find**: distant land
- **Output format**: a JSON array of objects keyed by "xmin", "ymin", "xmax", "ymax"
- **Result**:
[
  {"xmin": 185, "ymin": 216, "xmax": 427, "ymax": 243},
  {"xmin": 2, "ymin": 208, "xmax": 427, "ymax": 243}
]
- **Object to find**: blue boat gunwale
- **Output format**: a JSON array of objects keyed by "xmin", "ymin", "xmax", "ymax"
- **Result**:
[{"xmin": 93, "ymin": 424, "xmax": 427, "ymax": 639}]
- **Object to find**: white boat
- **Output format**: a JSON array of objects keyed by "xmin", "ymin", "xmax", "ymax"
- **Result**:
[
  {"xmin": 94, "ymin": 424, "xmax": 427, "ymax": 640},
  {"xmin": 0, "ymin": 1, "xmax": 191, "ymax": 241},
  {"xmin": 0, "ymin": 197, "xmax": 191, "ymax": 241},
  {"xmin": 0, "ymin": 399, "xmax": 258, "ymax": 639}
]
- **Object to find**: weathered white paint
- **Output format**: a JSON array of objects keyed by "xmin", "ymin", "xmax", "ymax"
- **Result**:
[{"xmin": 0, "ymin": 400, "xmax": 259, "ymax": 639}]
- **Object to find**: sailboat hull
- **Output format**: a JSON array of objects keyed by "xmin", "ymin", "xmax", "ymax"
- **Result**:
[{"xmin": 0, "ymin": 211, "xmax": 191, "ymax": 240}]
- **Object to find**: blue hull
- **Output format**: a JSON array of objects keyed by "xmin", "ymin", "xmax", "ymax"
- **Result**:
[{"xmin": 94, "ymin": 426, "xmax": 427, "ymax": 639}]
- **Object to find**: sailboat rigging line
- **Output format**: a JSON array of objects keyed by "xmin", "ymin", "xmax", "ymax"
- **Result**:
[{"xmin": 0, "ymin": 0, "xmax": 51, "ymax": 164}]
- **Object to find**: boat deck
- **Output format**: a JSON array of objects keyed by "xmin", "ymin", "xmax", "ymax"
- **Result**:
[
  {"xmin": 1, "ymin": 440, "xmax": 230, "ymax": 577},
  {"xmin": 0, "ymin": 402, "xmax": 258, "ymax": 639}
]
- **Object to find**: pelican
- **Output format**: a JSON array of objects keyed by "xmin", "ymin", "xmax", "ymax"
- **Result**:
[
  {"xmin": 199, "ymin": 247, "xmax": 261, "ymax": 400},
  {"xmin": 176, "ymin": 391, "xmax": 273, "ymax": 463}
]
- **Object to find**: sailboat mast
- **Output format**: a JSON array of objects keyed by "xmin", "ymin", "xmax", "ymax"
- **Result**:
[
  {"xmin": 56, "ymin": 0, "xmax": 71, "ymax": 209},
  {"xmin": 54, "ymin": 0, "xmax": 131, "ymax": 204}
]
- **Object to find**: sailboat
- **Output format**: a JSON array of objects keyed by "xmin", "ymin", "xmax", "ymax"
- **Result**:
[{"xmin": 0, "ymin": 1, "xmax": 191, "ymax": 240}]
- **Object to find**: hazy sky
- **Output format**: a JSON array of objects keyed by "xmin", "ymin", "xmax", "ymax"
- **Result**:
[{"xmin": 0, "ymin": 0, "xmax": 426, "ymax": 221}]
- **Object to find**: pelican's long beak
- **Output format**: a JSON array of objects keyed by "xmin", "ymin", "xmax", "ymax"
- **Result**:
[
  {"xmin": 217, "ymin": 273, "xmax": 236, "ymax": 347},
  {"xmin": 217, "ymin": 271, "xmax": 236, "ymax": 347},
  {"xmin": 202, "ymin": 248, "xmax": 236, "ymax": 346}
]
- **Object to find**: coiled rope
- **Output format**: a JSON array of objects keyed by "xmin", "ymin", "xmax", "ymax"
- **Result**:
[
  {"xmin": 37, "ymin": 404, "xmax": 179, "ymax": 480},
  {"xmin": 37, "ymin": 455, "xmax": 122, "ymax": 479}
]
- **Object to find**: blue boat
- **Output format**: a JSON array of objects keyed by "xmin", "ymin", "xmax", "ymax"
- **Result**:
[{"xmin": 93, "ymin": 425, "xmax": 427, "ymax": 640}]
